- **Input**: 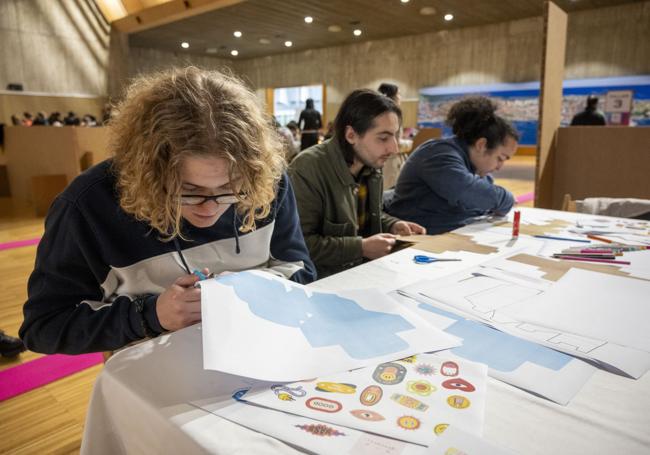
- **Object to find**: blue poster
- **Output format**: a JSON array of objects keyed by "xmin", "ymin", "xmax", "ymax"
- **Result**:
[{"xmin": 418, "ymin": 76, "xmax": 650, "ymax": 145}]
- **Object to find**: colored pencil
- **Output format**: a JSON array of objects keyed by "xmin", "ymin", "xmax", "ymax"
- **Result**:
[
  {"xmin": 554, "ymin": 256, "xmax": 631, "ymax": 265},
  {"xmin": 533, "ymin": 235, "xmax": 590, "ymax": 243},
  {"xmin": 587, "ymin": 234, "xmax": 613, "ymax": 243}
]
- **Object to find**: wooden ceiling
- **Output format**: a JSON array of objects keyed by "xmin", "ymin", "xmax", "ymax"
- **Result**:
[{"xmin": 127, "ymin": 0, "xmax": 641, "ymax": 60}]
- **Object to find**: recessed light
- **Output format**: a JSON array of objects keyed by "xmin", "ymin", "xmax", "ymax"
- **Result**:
[
  {"xmin": 231, "ymin": 50, "xmax": 239, "ymax": 56},
  {"xmin": 400, "ymin": 0, "xmax": 410, "ymax": 3},
  {"xmin": 304, "ymin": 16, "xmax": 313, "ymax": 23},
  {"xmin": 284, "ymin": 40, "xmax": 293, "ymax": 47},
  {"xmin": 328, "ymin": 25, "xmax": 342, "ymax": 32},
  {"xmin": 206, "ymin": 47, "xmax": 218, "ymax": 54},
  {"xmin": 181, "ymin": 42, "xmax": 189, "ymax": 49},
  {"xmin": 420, "ymin": 6, "xmax": 436, "ymax": 15},
  {"xmin": 353, "ymin": 29, "xmax": 362, "ymax": 36},
  {"xmin": 444, "ymin": 13, "xmax": 454, "ymax": 21},
  {"xmin": 259, "ymin": 38, "xmax": 270, "ymax": 44},
  {"xmin": 233, "ymin": 31, "xmax": 242, "ymax": 38}
]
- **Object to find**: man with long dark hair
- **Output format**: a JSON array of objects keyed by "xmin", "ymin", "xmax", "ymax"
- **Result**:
[{"xmin": 289, "ymin": 89, "xmax": 425, "ymax": 278}]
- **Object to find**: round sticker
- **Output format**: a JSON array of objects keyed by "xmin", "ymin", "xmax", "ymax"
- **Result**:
[
  {"xmin": 442, "ymin": 378, "xmax": 475, "ymax": 392},
  {"xmin": 397, "ymin": 415, "xmax": 421, "ymax": 430},
  {"xmin": 447, "ymin": 395, "xmax": 471, "ymax": 409}
]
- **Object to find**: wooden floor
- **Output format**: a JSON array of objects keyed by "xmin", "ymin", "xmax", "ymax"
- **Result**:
[{"xmin": 0, "ymin": 155, "xmax": 535, "ymax": 454}]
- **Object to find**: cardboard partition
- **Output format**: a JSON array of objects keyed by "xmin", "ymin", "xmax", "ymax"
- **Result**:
[
  {"xmin": 5, "ymin": 127, "xmax": 110, "ymax": 209},
  {"xmin": 547, "ymin": 126, "xmax": 650, "ymax": 210},
  {"xmin": 31, "ymin": 174, "xmax": 68, "ymax": 216},
  {"xmin": 410, "ymin": 127, "xmax": 442, "ymax": 152}
]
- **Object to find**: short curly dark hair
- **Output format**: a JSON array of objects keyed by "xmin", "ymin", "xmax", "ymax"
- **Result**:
[{"xmin": 446, "ymin": 96, "xmax": 519, "ymax": 150}]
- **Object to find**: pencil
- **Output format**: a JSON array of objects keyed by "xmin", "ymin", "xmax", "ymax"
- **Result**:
[
  {"xmin": 554, "ymin": 255, "xmax": 631, "ymax": 265},
  {"xmin": 587, "ymin": 234, "xmax": 613, "ymax": 243},
  {"xmin": 533, "ymin": 235, "xmax": 590, "ymax": 243}
]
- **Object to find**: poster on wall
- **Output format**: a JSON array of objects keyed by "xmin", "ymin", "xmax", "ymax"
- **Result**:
[{"xmin": 418, "ymin": 76, "xmax": 650, "ymax": 145}]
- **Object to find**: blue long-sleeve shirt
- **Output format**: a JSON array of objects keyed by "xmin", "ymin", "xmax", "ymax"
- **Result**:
[
  {"xmin": 20, "ymin": 160, "xmax": 316, "ymax": 354},
  {"xmin": 386, "ymin": 137, "xmax": 514, "ymax": 234}
]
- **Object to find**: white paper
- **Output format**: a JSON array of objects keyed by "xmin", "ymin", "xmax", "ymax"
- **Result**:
[
  {"xmin": 399, "ymin": 264, "xmax": 650, "ymax": 380},
  {"xmin": 193, "ymin": 397, "xmax": 426, "ymax": 455},
  {"xmin": 392, "ymin": 283, "xmax": 595, "ymax": 405},
  {"xmin": 244, "ymin": 354, "xmax": 488, "ymax": 447},
  {"xmin": 501, "ymin": 268, "xmax": 650, "ymax": 353},
  {"xmin": 425, "ymin": 425, "xmax": 516, "ymax": 455},
  {"xmin": 200, "ymin": 271, "xmax": 461, "ymax": 381}
]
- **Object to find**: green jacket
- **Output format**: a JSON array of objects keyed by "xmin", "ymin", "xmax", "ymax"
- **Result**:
[{"xmin": 288, "ymin": 138, "xmax": 400, "ymax": 278}]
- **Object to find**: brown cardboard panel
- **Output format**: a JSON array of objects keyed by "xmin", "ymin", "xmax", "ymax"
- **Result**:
[
  {"xmin": 31, "ymin": 174, "xmax": 68, "ymax": 217},
  {"xmin": 5, "ymin": 126, "xmax": 109, "ymax": 207},
  {"xmin": 535, "ymin": 2, "xmax": 567, "ymax": 208},
  {"xmin": 493, "ymin": 218, "xmax": 572, "ymax": 236},
  {"xmin": 398, "ymin": 233, "xmax": 499, "ymax": 255},
  {"xmin": 550, "ymin": 127, "xmax": 650, "ymax": 210},
  {"xmin": 505, "ymin": 253, "xmax": 649, "ymax": 282}
]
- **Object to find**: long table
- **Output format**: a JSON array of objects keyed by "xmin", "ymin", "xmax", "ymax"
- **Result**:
[{"xmin": 81, "ymin": 208, "xmax": 650, "ymax": 454}]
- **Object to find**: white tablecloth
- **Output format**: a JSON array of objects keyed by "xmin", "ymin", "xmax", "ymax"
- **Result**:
[{"xmin": 81, "ymin": 209, "xmax": 650, "ymax": 454}]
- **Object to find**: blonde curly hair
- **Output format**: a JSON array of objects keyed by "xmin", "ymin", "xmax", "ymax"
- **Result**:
[{"xmin": 110, "ymin": 67, "xmax": 286, "ymax": 239}]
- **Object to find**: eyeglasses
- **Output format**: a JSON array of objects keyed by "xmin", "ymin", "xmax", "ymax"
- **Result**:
[{"xmin": 180, "ymin": 193, "xmax": 243, "ymax": 206}]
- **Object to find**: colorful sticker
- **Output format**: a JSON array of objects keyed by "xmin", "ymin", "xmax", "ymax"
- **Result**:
[
  {"xmin": 272, "ymin": 384, "xmax": 306, "ymax": 401},
  {"xmin": 350, "ymin": 409, "xmax": 385, "ymax": 421},
  {"xmin": 359, "ymin": 385, "xmax": 383, "ymax": 406},
  {"xmin": 306, "ymin": 397, "xmax": 343, "ymax": 413},
  {"xmin": 397, "ymin": 415, "xmax": 421, "ymax": 430},
  {"xmin": 441, "ymin": 377, "xmax": 476, "ymax": 392},
  {"xmin": 398, "ymin": 355, "xmax": 417, "ymax": 363},
  {"xmin": 373, "ymin": 362, "xmax": 407, "ymax": 385},
  {"xmin": 390, "ymin": 393, "xmax": 429, "ymax": 411},
  {"xmin": 445, "ymin": 449, "xmax": 467, "ymax": 455},
  {"xmin": 447, "ymin": 395, "xmax": 471, "ymax": 409},
  {"xmin": 441, "ymin": 361, "xmax": 460, "ymax": 377},
  {"xmin": 295, "ymin": 423, "xmax": 346, "ymax": 437},
  {"xmin": 231, "ymin": 388, "xmax": 249, "ymax": 402},
  {"xmin": 414, "ymin": 363, "xmax": 436, "ymax": 376},
  {"xmin": 433, "ymin": 423, "xmax": 449, "ymax": 435},
  {"xmin": 407, "ymin": 380, "xmax": 436, "ymax": 396},
  {"xmin": 315, "ymin": 382, "xmax": 357, "ymax": 394}
]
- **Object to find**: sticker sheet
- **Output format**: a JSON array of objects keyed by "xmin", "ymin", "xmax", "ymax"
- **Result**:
[{"xmin": 243, "ymin": 354, "xmax": 487, "ymax": 447}]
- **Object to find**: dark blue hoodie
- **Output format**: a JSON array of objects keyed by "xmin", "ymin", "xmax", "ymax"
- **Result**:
[
  {"xmin": 387, "ymin": 137, "xmax": 514, "ymax": 234},
  {"xmin": 20, "ymin": 160, "xmax": 316, "ymax": 354}
]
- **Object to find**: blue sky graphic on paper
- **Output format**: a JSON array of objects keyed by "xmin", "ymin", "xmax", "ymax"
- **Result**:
[
  {"xmin": 418, "ymin": 302, "xmax": 571, "ymax": 372},
  {"xmin": 217, "ymin": 272, "xmax": 414, "ymax": 359}
]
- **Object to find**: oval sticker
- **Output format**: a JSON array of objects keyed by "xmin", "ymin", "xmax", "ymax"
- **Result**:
[{"xmin": 306, "ymin": 397, "xmax": 343, "ymax": 413}]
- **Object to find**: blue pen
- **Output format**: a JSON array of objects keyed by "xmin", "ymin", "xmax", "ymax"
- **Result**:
[
  {"xmin": 413, "ymin": 255, "xmax": 462, "ymax": 264},
  {"xmin": 533, "ymin": 235, "xmax": 591, "ymax": 243}
]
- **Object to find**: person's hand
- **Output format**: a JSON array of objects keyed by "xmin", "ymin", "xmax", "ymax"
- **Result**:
[
  {"xmin": 361, "ymin": 233, "xmax": 397, "ymax": 260},
  {"xmin": 156, "ymin": 273, "xmax": 203, "ymax": 331},
  {"xmin": 390, "ymin": 220, "xmax": 426, "ymax": 236}
]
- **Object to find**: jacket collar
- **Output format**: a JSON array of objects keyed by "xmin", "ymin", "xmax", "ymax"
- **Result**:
[
  {"xmin": 325, "ymin": 137, "xmax": 376, "ymax": 186},
  {"xmin": 453, "ymin": 136, "xmax": 477, "ymax": 174}
]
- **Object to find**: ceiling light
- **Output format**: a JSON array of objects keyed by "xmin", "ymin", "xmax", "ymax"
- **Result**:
[
  {"xmin": 400, "ymin": 0, "xmax": 410, "ymax": 3},
  {"xmin": 284, "ymin": 40, "xmax": 293, "ymax": 47},
  {"xmin": 233, "ymin": 31, "xmax": 242, "ymax": 38},
  {"xmin": 181, "ymin": 42, "xmax": 189, "ymax": 49},
  {"xmin": 259, "ymin": 38, "xmax": 270, "ymax": 44},
  {"xmin": 444, "ymin": 13, "xmax": 454, "ymax": 21},
  {"xmin": 353, "ymin": 29, "xmax": 362, "ymax": 36},
  {"xmin": 420, "ymin": 6, "xmax": 436, "ymax": 15},
  {"xmin": 304, "ymin": 16, "xmax": 313, "ymax": 23},
  {"xmin": 328, "ymin": 25, "xmax": 342, "ymax": 32},
  {"xmin": 231, "ymin": 50, "xmax": 239, "ymax": 56}
]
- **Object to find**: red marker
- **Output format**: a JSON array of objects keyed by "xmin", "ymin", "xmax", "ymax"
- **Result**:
[{"xmin": 512, "ymin": 210, "xmax": 521, "ymax": 238}]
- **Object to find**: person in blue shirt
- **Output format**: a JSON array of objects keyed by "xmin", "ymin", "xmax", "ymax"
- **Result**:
[{"xmin": 386, "ymin": 96, "xmax": 518, "ymax": 234}]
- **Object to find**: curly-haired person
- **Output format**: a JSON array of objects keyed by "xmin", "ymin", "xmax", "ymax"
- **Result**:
[
  {"xmin": 20, "ymin": 67, "xmax": 316, "ymax": 354},
  {"xmin": 386, "ymin": 96, "xmax": 518, "ymax": 234}
]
